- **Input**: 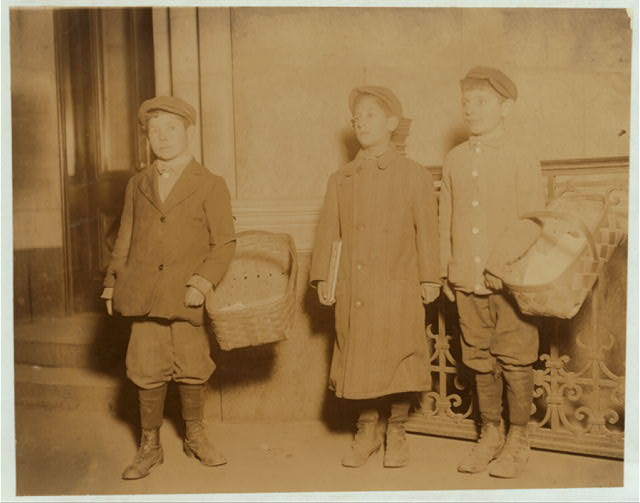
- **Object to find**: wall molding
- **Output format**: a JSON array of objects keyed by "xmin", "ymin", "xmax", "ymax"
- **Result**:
[
  {"xmin": 232, "ymin": 198, "xmax": 323, "ymax": 253},
  {"xmin": 231, "ymin": 156, "xmax": 629, "ymax": 254}
]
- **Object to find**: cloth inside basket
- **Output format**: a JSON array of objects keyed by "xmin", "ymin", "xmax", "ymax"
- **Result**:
[
  {"xmin": 521, "ymin": 230, "xmax": 585, "ymax": 285},
  {"xmin": 485, "ymin": 219, "xmax": 542, "ymax": 279}
]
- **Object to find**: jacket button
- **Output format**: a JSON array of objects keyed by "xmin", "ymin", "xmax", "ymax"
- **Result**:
[
  {"xmin": 160, "ymin": 216, "xmax": 166, "ymax": 222},
  {"xmin": 354, "ymin": 300, "xmax": 362, "ymax": 308},
  {"xmin": 356, "ymin": 264, "xmax": 363, "ymax": 271},
  {"xmin": 158, "ymin": 264, "xmax": 164, "ymax": 271}
]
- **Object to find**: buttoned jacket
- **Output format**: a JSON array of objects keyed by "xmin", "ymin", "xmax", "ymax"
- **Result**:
[
  {"xmin": 439, "ymin": 132, "xmax": 545, "ymax": 294},
  {"xmin": 104, "ymin": 159, "xmax": 236, "ymax": 325}
]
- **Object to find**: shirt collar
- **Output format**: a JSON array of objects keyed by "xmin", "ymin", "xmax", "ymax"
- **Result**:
[
  {"xmin": 469, "ymin": 127, "xmax": 507, "ymax": 150},
  {"xmin": 157, "ymin": 153, "xmax": 192, "ymax": 176}
]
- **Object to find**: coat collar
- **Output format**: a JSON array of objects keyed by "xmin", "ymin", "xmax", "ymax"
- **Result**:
[
  {"xmin": 342, "ymin": 147, "xmax": 400, "ymax": 178},
  {"xmin": 138, "ymin": 158, "xmax": 204, "ymax": 213}
]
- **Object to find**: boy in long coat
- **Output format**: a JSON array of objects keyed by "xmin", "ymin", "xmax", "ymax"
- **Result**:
[
  {"xmin": 311, "ymin": 87, "xmax": 440, "ymax": 468},
  {"xmin": 101, "ymin": 96, "xmax": 236, "ymax": 479}
]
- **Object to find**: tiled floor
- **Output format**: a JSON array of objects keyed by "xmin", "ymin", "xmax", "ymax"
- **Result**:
[{"xmin": 12, "ymin": 405, "xmax": 625, "ymax": 498}]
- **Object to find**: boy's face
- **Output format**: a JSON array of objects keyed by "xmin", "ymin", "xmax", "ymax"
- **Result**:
[
  {"xmin": 351, "ymin": 95, "xmax": 399, "ymax": 150},
  {"xmin": 147, "ymin": 112, "xmax": 189, "ymax": 161},
  {"xmin": 461, "ymin": 85, "xmax": 512, "ymax": 136}
]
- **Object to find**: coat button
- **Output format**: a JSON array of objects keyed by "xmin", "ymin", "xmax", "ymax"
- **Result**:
[
  {"xmin": 354, "ymin": 300, "xmax": 362, "ymax": 308},
  {"xmin": 474, "ymin": 284, "xmax": 483, "ymax": 293},
  {"xmin": 160, "ymin": 216, "xmax": 166, "ymax": 222},
  {"xmin": 472, "ymin": 227, "xmax": 480, "ymax": 235},
  {"xmin": 472, "ymin": 200, "xmax": 479, "ymax": 207},
  {"xmin": 475, "ymin": 146, "xmax": 481, "ymax": 153},
  {"xmin": 357, "ymin": 224, "xmax": 365, "ymax": 231},
  {"xmin": 158, "ymin": 264, "xmax": 164, "ymax": 271},
  {"xmin": 472, "ymin": 170, "xmax": 478, "ymax": 177},
  {"xmin": 356, "ymin": 264, "xmax": 363, "ymax": 271},
  {"xmin": 474, "ymin": 256, "xmax": 481, "ymax": 264}
]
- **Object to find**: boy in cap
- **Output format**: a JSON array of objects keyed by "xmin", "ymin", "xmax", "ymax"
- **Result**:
[
  {"xmin": 311, "ymin": 86, "xmax": 440, "ymax": 468},
  {"xmin": 439, "ymin": 66, "xmax": 545, "ymax": 478},
  {"xmin": 101, "ymin": 95, "xmax": 236, "ymax": 479}
]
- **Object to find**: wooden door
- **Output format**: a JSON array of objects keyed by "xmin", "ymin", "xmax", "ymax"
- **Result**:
[{"xmin": 55, "ymin": 8, "xmax": 155, "ymax": 313}]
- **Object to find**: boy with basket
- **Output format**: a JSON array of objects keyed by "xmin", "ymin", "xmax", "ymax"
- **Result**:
[
  {"xmin": 101, "ymin": 96, "xmax": 236, "ymax": 479},
  {"xmin": 311, "ymin": 86, "xmax": 440, "ymax": 468},
  {"xmin": 439, "ymin": 66, "xmax": 545, "ymax": 478}
]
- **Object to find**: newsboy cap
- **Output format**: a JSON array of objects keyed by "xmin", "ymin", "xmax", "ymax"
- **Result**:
[
  {"xmin": 348, "ymin": 86, "xmax": 404, "ymax": 118},
  {"xmin": 137, "ymin": 96, "xmax": 196, "ymax": 127},
  {"xmin": 461, "ymin": 66, "xmax": 518, "ymax": 101}
]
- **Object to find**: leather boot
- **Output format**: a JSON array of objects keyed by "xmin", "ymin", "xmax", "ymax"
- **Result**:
[
  {"xmin": 489, "ymin": 425, "xmax": 530, "ymax": 478},
  {"xmin": 489, "ymin": 366, "xmax": 534, "ymax": 478},
  {"xmin": 342, "ymin": 407, "xmax": 383, "ymax": 468},
  {"xmin": 122, "ymin": 385, "xmax": 167, "ymax": 480},
  {"xmin": 384, "ymin": 398, "xmax": 411, "ymax": 468},
  {"xmin": 179, "ymin": 384, "xmax": 226, "ymax": 467},
  {"xmin": 458, "ymin": 371, "xmax": 505, "ymax": 473}
]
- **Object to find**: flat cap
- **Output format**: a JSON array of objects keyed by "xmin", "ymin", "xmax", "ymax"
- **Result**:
[
  {"xmin": 138, "ymin": 96, "xmax": 196, "ymax": 127},
  {"xmin": 461, "ymin": 66, "xmax": 518, "ymax": 101},
  {"xmin": 349, "ymin": 86, "xmax": 403, "ymax": 118}
]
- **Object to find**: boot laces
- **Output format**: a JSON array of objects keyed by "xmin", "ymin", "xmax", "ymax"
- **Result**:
[
  {"xmin": 500, "ymin": 429, "xmax": 528, "ymax": 461},
  {"xmin": 134, "ymin": 432, "xmax": 159, "ymax": 462},
  {"xmin": 470, "ymin": 423, "xmax": 502, "ymax": 456}
]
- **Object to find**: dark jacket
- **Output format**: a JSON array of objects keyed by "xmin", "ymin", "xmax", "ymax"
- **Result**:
[{"xmin": 104, "ymin": 159, "xmax": 236, "ymax": 325}]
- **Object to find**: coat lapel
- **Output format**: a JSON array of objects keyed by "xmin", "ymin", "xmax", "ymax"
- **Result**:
[
  {"xmin": 137, "ymin": 165, "xmax": 162, "ymax": 212},
  {"xmin": 162, "ymin": 159, "xmax": 203, "ymax": 214}
]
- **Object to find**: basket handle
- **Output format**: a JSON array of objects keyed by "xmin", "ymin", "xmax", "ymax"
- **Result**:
[
  {"xmin": 285, "ymin": 233, "xmax": 299, "ymax": 298},
  {"xmin": 520, "ymin": 210, "xmax": 598, "ymax": 260}
]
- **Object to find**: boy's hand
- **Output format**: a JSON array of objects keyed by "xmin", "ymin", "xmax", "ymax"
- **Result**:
[
  {"xmin": 101, "ymin": 287, "xmax": 114, "ymax": 316},
  {"xmin": 484, "ymin": 271, "xmax": 504, "ymax": 291},
  {"xmin": 317, "ymin": 281, "xmax": 335, "ymax": 306},
  {"xmin": 421, "ymin": 284, "xmax": 441, "ymax": 304},
  {"xmin": 184, "ymin": 286, "xmax": 205, "ymax": 307},
  {"xmin": 442, "ymin": 279, "xmax": 456, "ymax": 302}
]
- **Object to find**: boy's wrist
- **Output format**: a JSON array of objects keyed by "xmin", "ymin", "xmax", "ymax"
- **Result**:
[
  {"xmin": 186, "ymin": 274, "xmax": 213, "ymax": 295},
  {"xmin": 100, "ymin": 287, "xmax": 114, "ymax": 300}
]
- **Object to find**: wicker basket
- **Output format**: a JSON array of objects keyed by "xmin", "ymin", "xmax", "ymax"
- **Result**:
[
  {"xmin": 205, "ymin": 230, "xmax": 298, "ymax": 350},
  {"xmin": 488, "ymin": 188, "xmax": 625, "ymax": 319}
]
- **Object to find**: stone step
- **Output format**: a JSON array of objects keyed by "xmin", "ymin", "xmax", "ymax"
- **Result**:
[
  {"xmin": 14, "ymin": 363, "xmax": 131, "ymax": 412},
  {"xmin": 14, "ymin": 364, "xmax": 222, "ymax": 420},
  {"xmin": 14, "ymin": 314, "xmax": 130, "ymax": 369}
]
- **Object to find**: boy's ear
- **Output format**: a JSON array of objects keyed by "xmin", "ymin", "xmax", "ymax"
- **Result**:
[
  {"xmin": 386, "ymin": 115, "xmax": 400, "ymax": 133},
  {"xmin": 501, "ymin": 99, "xmax": 514, "ymax": 118}
]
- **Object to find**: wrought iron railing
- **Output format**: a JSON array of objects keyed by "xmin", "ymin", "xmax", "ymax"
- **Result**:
[{"xmin": 408, "ymin": 156, "xmax": 629, "ymax": 459}]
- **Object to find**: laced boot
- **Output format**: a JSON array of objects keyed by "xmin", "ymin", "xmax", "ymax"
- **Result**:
[
  {"xmin": 342, "ymin": 408, "xmax": 383, "ymax": 468},
  {"xmin": 122, "ymin": 385, "xmax": 167, "ymax": 480},
  {"xmin": 457, "ymin": 420, "xmax": 505, "ymax": 473},
  {"xmin": 122, "ymin": 429, "xmax": 163, "ymax": 479},
  {"xmin": 180, "ymin": 384, "xmax": 226, "ymax": 466},
  {"xmin": 458, "ymin": 370, "xmax": 505, "ymax": 473},
  {"xmin": 489, "ymin": 425, "xmax": 530, "ymax": 478},
  {"xmin": 489, "ymin": 366, "xmax": 534, "ymax": 478},
  {"xmin": 384, "ymin": 398, "xmax": 411, "ymax": 468}
]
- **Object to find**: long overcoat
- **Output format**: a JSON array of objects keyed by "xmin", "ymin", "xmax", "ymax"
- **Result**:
[
  {"xmin": 310, "ymin": 148, "xmax": 440, "ymax": 399},
  {"xmin": 104, "ymin": 159, "xmax": 236, "ymax": 325}
]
